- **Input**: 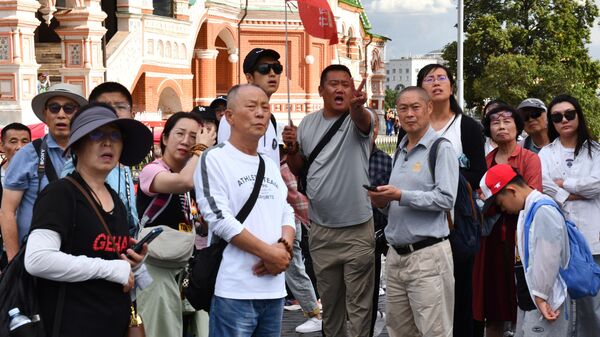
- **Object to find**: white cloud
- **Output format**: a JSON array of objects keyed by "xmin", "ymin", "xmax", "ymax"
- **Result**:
[{"xmin": 366, "ymin": 0, "xmax": 455, "ymax": 14}]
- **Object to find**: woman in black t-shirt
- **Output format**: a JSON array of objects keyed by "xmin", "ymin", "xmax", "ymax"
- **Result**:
[{"xmin": 25, "ymin": 104, "xmax": 152, "ymax": 337}]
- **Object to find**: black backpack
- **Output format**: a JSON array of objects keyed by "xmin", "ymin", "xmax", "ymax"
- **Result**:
[
  {"xmin": 428, "ymin": 137, "xmax": 481, "ymax": 257},
  {"xmin": 0, "ymin": 180, "xmax": 76, "ymax": 337}
]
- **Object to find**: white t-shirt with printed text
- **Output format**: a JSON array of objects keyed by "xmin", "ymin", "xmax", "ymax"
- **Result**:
[{"xmin": 194, "ymin": 142, "xmax": 295, "ymax": 299}]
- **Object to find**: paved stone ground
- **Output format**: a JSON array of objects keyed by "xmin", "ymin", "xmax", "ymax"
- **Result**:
[{"xmin": 281, "ymin": 296, "xmax": 389, "ymax": 337}]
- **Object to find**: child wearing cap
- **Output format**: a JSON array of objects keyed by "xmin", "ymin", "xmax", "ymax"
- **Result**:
[{"xmin": 480, "ymin": 164, "xmax": 570, "ymax": 337}]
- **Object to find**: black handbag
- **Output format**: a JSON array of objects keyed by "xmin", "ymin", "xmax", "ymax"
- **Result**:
[{"xmin": 184, "ymin": 155, "xmax": 265, "ymax": 312}]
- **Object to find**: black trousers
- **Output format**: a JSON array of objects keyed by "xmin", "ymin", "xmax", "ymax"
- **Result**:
[
  {"xmin": 369, "ymin": 239, "xmax": 388, "ymax": 337},
  {"xmin": 453, "ymin": 253, "xmax": 475, "ymax": 337}
]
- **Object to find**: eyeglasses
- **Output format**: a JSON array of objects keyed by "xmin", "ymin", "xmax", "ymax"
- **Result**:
[
  {"xmin": 88, "ymin": 129, "xmax": 122, "ymax": 142},
  {"xmin": 522, "ymin": 109, "xmax": 544, "ymax": 122},
  {"xmin": 422, "ymin": 75, "xmax": 449, "ymax": 84},
  {"xmin": 254, "ymin": 63, "xmax": 283, "ymax": 75},
  {"xmin": 490, "ymin": 111, "xmax": 513, "ymax": 121},
  {"xmin": 46, "ymin": 103, "xmax": 78, "ymax": 115},
  {"xmin": 550, "ymin": 109, "xmax": 577, "ymax": 123}
]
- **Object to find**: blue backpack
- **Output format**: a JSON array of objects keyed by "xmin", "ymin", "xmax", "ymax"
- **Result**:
[{"xmin": 523, "ymin": 199, "xmax": 600, "ymax": 299}]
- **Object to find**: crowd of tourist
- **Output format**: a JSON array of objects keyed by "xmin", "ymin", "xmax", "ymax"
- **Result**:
[{"xmin": 0, "ymin": 46, "xmax": 599, "ymax": 337}]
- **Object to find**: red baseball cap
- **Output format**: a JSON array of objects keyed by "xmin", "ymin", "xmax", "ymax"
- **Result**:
[{"xmin": 479, "ymin": 164, "xmax": 518, "ymax": 212}]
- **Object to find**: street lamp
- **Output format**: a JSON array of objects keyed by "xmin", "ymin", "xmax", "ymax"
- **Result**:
[{"xmin": 305, "ymin": 54, "xmax": 315, "ymax": 65}]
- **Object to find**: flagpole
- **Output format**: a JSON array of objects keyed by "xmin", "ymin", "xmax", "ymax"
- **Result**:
[
  {"xmin": 284, "ymin": 0, "xmax": 292, "ymax": 124},
  {"xmin": 457, "ymin": 0, "xmax": 464, "ymax": 109}
]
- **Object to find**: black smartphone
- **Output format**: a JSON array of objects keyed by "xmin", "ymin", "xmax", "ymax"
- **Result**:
[
  {"xmin": 130, "ymin": 227, "xmax": 163, "ymax": 255},
  {"xmin": 362, "ymin": 184, "xmax": 378, "ymax": 192}
]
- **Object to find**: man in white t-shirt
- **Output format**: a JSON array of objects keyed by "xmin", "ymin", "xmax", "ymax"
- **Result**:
[
  {"xmin": 194, "ymin": 84, "xmax": 295, "ymax": 337},
  {"xmin": 217, "ymin": 48, "xmax": 281, "ymax": 163}
]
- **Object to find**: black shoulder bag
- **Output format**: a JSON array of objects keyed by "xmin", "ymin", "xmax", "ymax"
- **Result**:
[
  {"xmin": 184, "ymin": 155, "xmax": 265, "ymax": 312},
  {"xmin": 298, "ymin": 113, "xmax": 348, "ymax": 194}
]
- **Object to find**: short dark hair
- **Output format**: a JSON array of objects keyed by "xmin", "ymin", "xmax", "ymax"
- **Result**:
[
  {"xmin": 319, "ymin": 64, "xmax": 352, "ymax": 87},
  {"xmin": 89, "ymin": 82, "xmax": 133, "ymax": 107},
  {"xmin": 416, "ymin": 64, "xmax": 463, "ymax": 115},
  {"xmin": 160, "ymin": 112, "xmax": 202, "ymax": 153},
  {"xmin": 482, "ymin": 104, "xmax": 524, "ymax": 139},
  {"xmin": 1, "ymin": 123, "xmax": 31, "ymax": 142},
  {"xmin": 547, "ymin": 94, "xmax": 598, "ymax": 158}
]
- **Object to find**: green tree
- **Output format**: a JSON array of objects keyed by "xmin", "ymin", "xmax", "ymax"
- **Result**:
[
  {"xmin": 384, "ymin": 88, "xmax": 399, "ymax": 110},
  {"xmin": 443, "ymin": 0, "xmax": 600, "ymax": 135}
]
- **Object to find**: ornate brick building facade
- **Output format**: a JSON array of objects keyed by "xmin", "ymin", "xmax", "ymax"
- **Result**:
[{"xmin": 0, "ymin": 0, "xmax": 387, "ymax": 125}]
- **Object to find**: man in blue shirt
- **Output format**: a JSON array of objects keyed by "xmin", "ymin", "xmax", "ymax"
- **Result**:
[
  {"xmin": 61, "ymin": 82, "xmax": 140, "ymax": 234},
  {"xmin": 0, "ymin": 83, "xmax": 87, "ymax": 261}
]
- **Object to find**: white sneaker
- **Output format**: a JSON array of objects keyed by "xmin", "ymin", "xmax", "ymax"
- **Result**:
[{"xmin": 295, "ymin": 317, "xmax": 322, "ymax": 333}]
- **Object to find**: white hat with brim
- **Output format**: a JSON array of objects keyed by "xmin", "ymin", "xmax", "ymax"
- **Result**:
[
  {"xmin": 32, "ymin": 83, "xmax": 88, "ymax": 123},
  {"xmin": 64, "ymin": 105, "xmax": 152, "ymax": 166}
]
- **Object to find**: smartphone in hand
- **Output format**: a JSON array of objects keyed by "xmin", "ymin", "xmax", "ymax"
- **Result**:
[
  {"xmin": 129, "ymin": 227, "xmax": 163, "ymax": 256},
  {"xmin": 362, "ymin": 184, "xmax": 378, "ymax": 192}
]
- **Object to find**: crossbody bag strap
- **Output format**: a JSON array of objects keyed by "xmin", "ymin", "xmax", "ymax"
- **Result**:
[
  {"xmin": 307, "ymin": 112, "xmax": 348, "ymax": 166},
  {"xmin": 427, "ymin": 137, "xmax": 453, "ymax": 229},
  {"xmin": 210, "ymin": 155, "xmax": 265, "ymax": 247},
  {"xmin": 123, "ymin": 166, "xmax": 132, "ymax": 212},
  {"xmin": 139, "ymin": 193, "xmax": 172, "ymax": 231},
  {"xmin": 65, "ymin": 176, "xmax": 114, "ymax": 238},
  {"xmin": 235, "ymin": 155, "xmax": 265, "ymax": 224}
]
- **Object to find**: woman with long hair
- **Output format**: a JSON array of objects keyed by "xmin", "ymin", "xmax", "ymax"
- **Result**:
[
  {"xmin": 539, "ymin": 94, "xmax": 600, "ymax": 336},
  {"xmin": 136, "ymin": 111, "xmax": 215, "ymax": 337},
  {"xmin": 24, "ymin": 103, "xmax": 153, "ymax": 337},
  {"xmin": 475, "ymin": 104, "xmax": 542, "ymax": 337}
]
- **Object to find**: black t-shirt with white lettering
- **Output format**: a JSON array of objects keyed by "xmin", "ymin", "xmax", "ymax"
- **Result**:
[{"xmin": 30, "ymin": 172, "xmax": 130, "ymax": 337}]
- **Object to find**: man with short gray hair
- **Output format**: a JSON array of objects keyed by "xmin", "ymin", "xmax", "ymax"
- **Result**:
[
  {"xmin": 195, "ymin": 84, "xmax": 295, "ymax": 337},
  {"xmin": 369, "ymin": 86, "xmax": 458, "ymax": 337},
  {"xmin": 517, "ymin": 98, "xmax": 549, "ymax": 154}
]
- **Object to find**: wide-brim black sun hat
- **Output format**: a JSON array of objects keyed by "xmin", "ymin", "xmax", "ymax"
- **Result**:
[{"xmin": 64, "ymin": 105, "xmax": 153, "ymax": 166}]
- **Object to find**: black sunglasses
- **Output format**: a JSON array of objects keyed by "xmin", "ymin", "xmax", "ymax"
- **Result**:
[
  {"xmin": 46, "ymin": 103, "xmax": 78, "ymax": 115},
  {"xmin": 522, "ymin": 109, "xmax": 544, "ymax": 122},
  {"xmin": 254, "ymin": 63, "xmax": 283, "ymax": 75},
  {"xmin": 550, "ymin": 109, "xmax": 577, "ymax": 123}
]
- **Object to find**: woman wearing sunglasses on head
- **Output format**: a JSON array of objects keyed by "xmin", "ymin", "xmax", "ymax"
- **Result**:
[
  {"xmin": 476, "ymin": 104, "xmax": 542, "ymax": 337},
  {"xmin": 24, "ymin": 103, "xmax": 153, "ymax": 337},
  {"xmin": 538, "ymin": 94, "xmax": 600, "ymax": 336}
]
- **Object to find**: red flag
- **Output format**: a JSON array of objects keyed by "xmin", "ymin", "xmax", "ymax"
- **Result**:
[{"xmin": 297, "ymin": 0, "xmax": 339, "ymax": 45}]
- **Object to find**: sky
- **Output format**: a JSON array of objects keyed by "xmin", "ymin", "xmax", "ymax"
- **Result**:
[{"xmin": 362, "ymin": 0, "xmax": 600, "ymax": 61}]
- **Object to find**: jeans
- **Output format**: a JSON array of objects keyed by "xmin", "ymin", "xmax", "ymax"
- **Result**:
[
  {"xmin": 285, "ymin": 221, "xmax": 320, "ymax": 315},
  {"xmin": 209, "ymin": 296, "xmax": 284, "ymax": 337}
]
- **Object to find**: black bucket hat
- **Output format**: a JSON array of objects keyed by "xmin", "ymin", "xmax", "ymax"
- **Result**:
[{"xmin": 64, "ymin": 105, "xmax": 153, "ymax": 166}]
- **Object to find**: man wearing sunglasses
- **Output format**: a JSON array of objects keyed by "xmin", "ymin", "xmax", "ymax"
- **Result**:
[
  {"xmin": 517, "ymin": 98, "xmax": 549, "ymax": 154},
  {"xmin": 0, "ymin": 83, "xmax": 87, "ymax": 262},
  {"xmin": 217, "ymin": 48, "xmax": 282, "ymax": 164}
]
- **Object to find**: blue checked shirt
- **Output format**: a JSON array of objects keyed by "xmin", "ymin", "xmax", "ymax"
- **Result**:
[{"xmin": 369, "ymin": 146, "xmax": 392, "ymax": 231}]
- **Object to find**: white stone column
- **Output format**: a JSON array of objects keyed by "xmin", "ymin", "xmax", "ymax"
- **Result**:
[
  {"xmin": 0, "ymin": 0, "xmax": 41, "ymax": 124},
  {"xmin": 54, "ymin": 0, "xmax": 107, "ymax": 97}
]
